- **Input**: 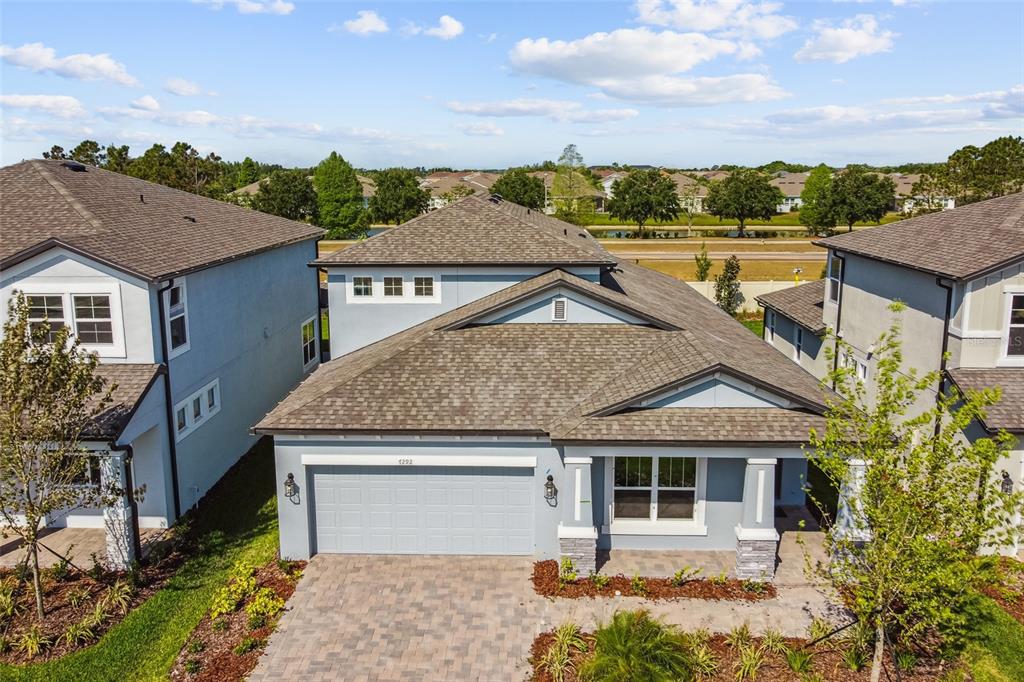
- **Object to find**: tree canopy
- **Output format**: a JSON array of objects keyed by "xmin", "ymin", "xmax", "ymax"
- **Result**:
[
  {"xmin": 915, "ymin": 136, "xmax": 1024, "ymax": 207},
  {"xmin": 491, "ymin": 168, "xmax": 545, "ymax": 209},
  {"xmin": 799, "ymin": 164, "xmax": 835, "ymax": 236},
  {"xmin": 821, "ymin": 166, "xmax": 896, "ymax": 232},
  {"xmin": 251, "ymin": 170, "xmax": 318, "ymax": 223},
  {"xmin": 313, "ymin": 151, "xmax": 368, "ymax": 238},
  {"xmin": 606, "ymin": 169, "xmax": 681, "ymax": 235},
  {"xmin": 369, "ymin": 168, "xmax": 430, "ymax": 224},
  {"xmin": 704, "ymin": 169, "xmax": 783, "ymax": 237},
  {"xmin": 713, "ymin": 255, "xmax": 742, "ymax": 315}
]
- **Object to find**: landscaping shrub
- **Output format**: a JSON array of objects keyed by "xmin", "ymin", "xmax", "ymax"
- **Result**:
[
  {"xmin": 62, "ymin": 621, "xmax": 96, "ymax": 647},
  {"xmin": 578, "ymin": 610, "xmax": 693, "ymax": 682},
  {"xmin": 733, "ymin": 644, "xmax": 764, "ymax": 680},
  {"xmin": 630, "ymin": 573, "xmax": 647, "ymax": 597},
  {"xmin": 15, "ymin": 625, "xmax": 50, "ymax": 660},
  {"xmin": 589, "ymin": 572, "xmax": 610, "ymax": 589},
  {"xmin": 209, "ymin": 560, "xmax": 257, "ymax": 619},
  {"xmin": 105, "ymin": 580, "xmax": 134, "ymax": 616},
  {"xmin": 689, "ymin": 643, "xmax": 718, "ymax": 679},
  {"xmin": 761, "ymin": 628, "xmax": 786, "ymax": 654},
  {"xmin": 785, "ymin": 647, "xmax": 813, "ymax": 673},
  {"xmin": 558, "ymin": 558, "xmax": 578, "ymax": 588},
  {"xmin": 724, "ymin": 622, "xmax": 752, "ymax": 649},
  {"xmin": 245, "ymin": 587, "xmax": 285, "ymax": 629},
  {"xmin": 671, "ymin": 566, "xmax": 701, "ymax": 587},
  {"xmin": 539, "ymin": 622, "xmax": 587, "ymax": 682},
  {"xmin": 232, "ymin": 636, "xmax": 263, "ymax": 656}
]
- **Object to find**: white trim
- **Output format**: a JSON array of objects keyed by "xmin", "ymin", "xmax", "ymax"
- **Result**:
[
  {"xmin": 163, "ymin": 279, "xmax": 191, "ymax": 360},
  {"xmin": 603, "ymin": 455, "xmax": 707, "ymax": 530},
  {"xmin": 282, "ymin": 433, "xmax": 544, "ymax": 444},
  {"xmin": 558, "ymin": 524, "xmax": 598, "ymax": 539},
  {"xmin": 755, "ymin": 469, "xmax": 765, "ymax": 524},
  {"xmin": 603, "ymin": 521, "xmax": 708, "ymax": 536},
  {"xmin": 174, "ymin": 378, "xmax": 221, "ymax": 442},
  {"xmin": 564, "ymin": 456, "xmax": 593, "ymax": 464},
  {"xmin": 574, "ymin": 467, "xmax": 582, "ymax": 521},
  {"xmin": 747, "ymin": 458, "xmax": 778, "ymax": 465},
  {"xmin": 345, "ymin": 272, "xmax": 442, "ymax": 305},
  {"xmin": 17, "ymin": 282, "xmax": 127, "ymax": 358},
  {"xmin": 300, "ymin": 453, "xmax": 537, "ymax": 468},
  {"xmin": 735, "ymin": 525, "xmax": 779, "ymax": 542},
  {"xmin": 635, "ymin": 371, "xmax": 796, "ymax": 410},
  {"xmin": 998, "ymin": 288, "xmax": 1024, "ymax": 366}
]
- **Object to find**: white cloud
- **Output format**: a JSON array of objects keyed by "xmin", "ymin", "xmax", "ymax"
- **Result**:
[
  {"xmin": 424, "ymin": 15, "xmax": 464, "ymax": 40},
  {"xmin": 882, "ymin": 84, "xmax": 1023, "ymax": 106},
  {"xmin": 335, "ymin": 10, "xmax": 389, "ymax": 36},
  {"xmin": 0, "ymin": 42, "xmax": 138, "ymax": 86},
  {"xmin": 599, "ymin": 74, "xmax": 788, "ymax": 106},
  {"xmin": 480, "ymin": 32, "xmax": 499, "ymax": 43},
  {"xmin": 131, "ymin": 95, "xmax": 161, "ymax": 111},
  {"xmin": 0, "ymin": 94, "xmax": 87, "ymax": 118},
  {"xmin": 163, "ymin": 77, "xmax": 215, "ymax": 96},
  {"xmin": 404, "ymin": 15, "xmax": 465, "ymax": 40},
  {"xmin": 635, "ymin": 0, "xmax": 798, "ymax": 40},
  {"xmin": 794, "ymin": 15, "xmax": 897, "ymax": 63},
  {"xmin": 195, "ymin": 0, "xmax": 295, "ymax": 15},
  {"xmin": 446, "ymin": 98, "xmax": 640, "ymax": 123},
  {"xmin": 0, "ymin": 116, "xmax": 94, "ymax": 141},
  {"xmin": 456, "ymin": 121, "xmax": 505, "ymax": 136}
]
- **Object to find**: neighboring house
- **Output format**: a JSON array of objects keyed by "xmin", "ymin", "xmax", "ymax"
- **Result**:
[
  {"xmin": 889, "ymin": 173, "xmax": 955, "ymax": 214},
  {"xmin": 757, "ymin": 193, "xmax": 1024, "ymax": 552},
  {"xmin": 769, "ymin": 172, "xmax": 808, "ymax": 213},
  {"xmin": 0, "ymin": 159, "xmax": 322, "ymax": 565},
  {"xmin": 528, "ymin": 170, "xmax": 606, "ymax": 214},
  {"xmin": 419, "ymin": 171, "xmax": 500, "ymax": 210},
  {"xmin": 258, "ymin": 196, "xmax": 831, "ymax": 579},
  {"xmin": 671, "ymin": 172, "xmax": 711, "ymax": 214},
  {"xmin": 600, "ymin": 171, "xmax": 628, "ymax": 201}
]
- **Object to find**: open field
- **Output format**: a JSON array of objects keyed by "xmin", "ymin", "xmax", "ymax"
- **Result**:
[
  {"xmin": 600, "ymin": 239, "xmax": 825, "ymax": 254},
  {"xmin": 638, "ymin": 259, "xmax": 824, "ymax": 282}
]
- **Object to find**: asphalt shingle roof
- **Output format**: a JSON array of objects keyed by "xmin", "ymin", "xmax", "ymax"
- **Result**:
[
  {"xmin": 86, "ymin": 364, "xmax": 162, "ymax": 440},
  {"xmin": 815, "ymin": 193, "xmax": 1024, "ymax": 281},
  {"xmin": 314, "ymin": 195, "xmax": 614, "ymax": 267},
  {"xmin": 0, "ymin": 160, "xmax": 322, "ymax": 281},
  {"xmin": 947, "ymin": 368, "xmax": 1024, "ymax": 433},
  {"xmin": 756, "ymin": 279, "xmax": 827, "ymax": 335}
]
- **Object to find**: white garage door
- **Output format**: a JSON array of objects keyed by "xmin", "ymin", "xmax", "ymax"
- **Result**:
[{"xmin": 312, "ymin": 465, "xmax": 535, "ymax": 555}]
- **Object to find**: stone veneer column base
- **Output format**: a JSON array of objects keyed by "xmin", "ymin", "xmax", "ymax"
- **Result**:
[
  {"xmin": 557, "ymin": 525, "xmax": 598, "ymax": 576},
  {"xmin": 734, "ymin": 527, "xmax": 779, "ymax": 581}
]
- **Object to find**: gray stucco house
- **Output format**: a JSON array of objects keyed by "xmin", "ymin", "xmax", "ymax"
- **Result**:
[
  {"xmin": 257, "ymin": 196, "xmax": 830, "ymax": 579},
  {"xmin": 0, "ymin": 159, "xmax": 322, "ymax": 566},
  {"xmin": 757, "ymin": 193, "xmax": 1024, "ymax": 553}
]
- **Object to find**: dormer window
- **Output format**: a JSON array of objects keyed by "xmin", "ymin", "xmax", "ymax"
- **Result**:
[
  {"xmin": 552, "ymin": 297, "xmax": 567, "ymax": 321},
  {"xmin": 27, "ymin": 295, "xmax": 65, "ymax": 342}
]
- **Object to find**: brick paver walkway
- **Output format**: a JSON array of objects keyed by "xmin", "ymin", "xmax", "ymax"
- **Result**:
[{"xmin": 252, "ymin": 531, "xmax": 842, "ymax": 681}]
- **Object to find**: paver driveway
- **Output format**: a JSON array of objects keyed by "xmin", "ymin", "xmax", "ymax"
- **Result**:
[{"xmin": 252, "ymin": 538, "xmax": 840, "ymax": 682}]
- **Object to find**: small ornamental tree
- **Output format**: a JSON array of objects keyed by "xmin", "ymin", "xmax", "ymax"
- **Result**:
[
  {"xmin": 694, "ymin": 242, "xmax": 712, "ymax": 282},
  {"xmin": 704, "ymin": 169, "xmax": 783, "ymax": 237},
  {"xmin": 606, "ymin": 169, "xmax": 681, "ymax": 236},
  {"xmin": 314, "ymin": 151, "xmax": 368, "ymax": 238},
  {"xmin": 713, "ymin": 255, "xmax": 742, "ymax": 315},
  {"xmin": 805, "ymin": 302, "xmax": 1023, "ymax": 682},
  {"xmin": 491, "ymin": 168, "xmax": 545, "ymax": 209},
  {"xmin": 0, "ymin": 293, "xmax": 120, "ymax": 620},
  {"xmin": 369, "ymin": 168, "xmax": 430, "ymax": 224}
]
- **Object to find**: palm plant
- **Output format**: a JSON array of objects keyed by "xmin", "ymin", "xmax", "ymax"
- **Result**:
[{"xmin": 579, "ymin": 610, "xmax": 693, "ymax": 682}]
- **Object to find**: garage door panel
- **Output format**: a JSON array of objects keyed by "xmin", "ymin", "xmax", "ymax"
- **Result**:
[{"xmin": 313, "ymin": 464, "xmax": 535, "ymax": 555}]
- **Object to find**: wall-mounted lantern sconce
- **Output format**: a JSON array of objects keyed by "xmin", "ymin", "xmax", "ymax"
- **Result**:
[
  {"xmin": 544, "ymin": 474, "xmax": 558, "ymax": 502},
  {"xmin": 284, "ymin": 473, "xmax": 298, "ymax": 498},
  {"xmin": 1001, "ymin": 470, "xmax": 1014, "ymax": 495}
]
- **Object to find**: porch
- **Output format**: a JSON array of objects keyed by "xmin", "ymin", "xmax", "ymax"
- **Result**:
[{"xmin": 0, "ymin": 526, "xmax": 167, "ymax": 570}]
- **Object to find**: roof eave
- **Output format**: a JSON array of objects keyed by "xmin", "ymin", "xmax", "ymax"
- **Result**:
[
  {"xmin": 312, "ymin": 259, "xmax": 615, "ymax": 268},
  {"xmin": 252, "ymin": 426, "xmax": 550, "ymax": 438}
]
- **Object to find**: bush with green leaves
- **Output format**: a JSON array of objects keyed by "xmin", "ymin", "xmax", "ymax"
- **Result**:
[
  {"xmin": 578, "ymin": 610, "xmax": 693, "ymax": 682},
  {"xmin": 245, "ymin": 587, "xmax": 285, "ymax": 629},
  {"xmin": 589, "ymin": 572, "xmax": 610, "ymax": 589},
  {"xmin": 724, "ymin": 622, "xmax": 752, "ymax": 649},
  {"xmin": 539, "ymin": 622, "xmax": 588, "ymax": 682},
  {"xmin": 734, "ymin": 644, "xmax": 764, "ymax": 680},
  {"xmin": 761, "ymin": 628, "xmax": 786, "ymax": 654},
  {"xmin": 232, "ymin": 636, "xmax": 264, "ymax": 656},
  {"xmin": 630, "ymin": 573, "xmax": 647, "ymax": 596},
  {"xmin": 0, "ymin": 579, "xmax": 18, "ymax": 623},
  {"xmin": 741, "ymin": 580, "xmax": 766, "ymax": 595},
  {"xmin": 785, "ymin": 647, "xmax": 813, "ymax": 674},
  {"xmin": 63, "ymin": 620, "xmax": 97, "ymax": 646},
  {"xmin": 689, "ymin": 643, "xmax": 718, "ymax": 679},
  {"xmin": 48, "ymin": 552, "xmax": 72, "ymax": 582},
  {"xmin": 15, "ymin": 625, "xmax": 51, "ymax": 660},
  {"xmin": 184, "ymin": 659, "xmax": 201, "ymax": 674},
  {"xmin": 806, "ymin": 618, "xmax": 832, "ymax": 643},
  {"xmin": 83, "ymin": 601, "xmax": 107, "ymax": 629},
  {"xmin": 708, "ymin": 571, "xmax": 728, "ymax": 586},
  {"xmin": 671, "ymin": 566, "xmax": 701, "ymax": 587},
  {"xmin": 209, "ymin": 560, "xmax": 257, "ymax": 619},
  {"xmin": 105, "ymin": 579, "xmax": 134, "ymax": 615},
  {"xmin": 895, "ymin": 649, "xmax": 918, "ymax": 672},
  {"xmin": 66, "ymin": 586, "xmax": 91, "ymax": 608},
  {"xmin": 187, "ymin": 639, "xmax": 206, "ymax": 655},
  {"xmin": 558, "ymin": 557, "xmax": 578, "ymax": 588}
]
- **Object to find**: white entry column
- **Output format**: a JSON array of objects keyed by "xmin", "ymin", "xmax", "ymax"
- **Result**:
[
  {"xmin": 100, "ymin": 451, "xmax": 137, "ymax": 571},
  {"xmin": 734, "ymin": 457, "xmax": 779, "ymax": 580}
]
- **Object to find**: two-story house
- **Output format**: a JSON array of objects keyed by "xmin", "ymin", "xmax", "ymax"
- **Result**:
[
  {"xmin": 757, "ymin": 193, "xmax": 1024, "ymax": 552},
  {"xmin": 0, "ymin": 159, "xmax": 322, "ymax": 566},
  {"xmin": 258, "ymin": 195, "xmax": 831, "ymax": 580}
]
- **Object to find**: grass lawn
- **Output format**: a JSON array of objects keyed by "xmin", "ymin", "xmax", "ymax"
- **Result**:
[
  {"xmin": 0, "ymin": 439, "xmax": 279, "ymax": 682},
  {"xmin": 637, "ymin": 259, "xmax": 824, "ymax": 282},
  {"xmin": 602, "ymin": 240, "xmax": 825, "ymax": 254},
  {"xmin": 964, "ymin": 595, "xmax": 1024, "ymax": 681},
  {"xmin": 740, "ymin": 316, "xmax": 764, "ymax": 337}
]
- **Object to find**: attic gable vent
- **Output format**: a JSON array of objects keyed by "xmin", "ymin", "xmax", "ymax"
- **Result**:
[{"xmin": 552, "ymin": 297, "xmax": 567, "ymax": 321}]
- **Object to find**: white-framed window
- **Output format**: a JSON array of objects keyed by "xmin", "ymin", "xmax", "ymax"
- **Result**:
[
  {"xmin": 301, "ymin": 317, "xmax": 317, "ymax": 370},
  {"xmin": 1007, "ymin": 294, "xmax": 1024, "ymax": 357},
  {"xmin": 174, "ymin": 378, "xmax": 220, "ymax": 441},
  {"xmin": 766, "ymin": 310, "xmax": 775, "ymax": 342},
  {"xmin": 612, "ymin": 455, "xmax": 699, "ymax": 522},
  {"xmin": 383, "ymin": 277, "xmax": 403, "ymax": 297},
  {"xmin": 828, "ymin": 255, "xmax": 842, "ymax": 303},
  {"xmin": 164, "ymin": 280, "xmax": 190, "ymax": 358},
  {"xmin": 352, "ymin": 276, "xmax": 373, "ymax": 297},
  {"xmin": 62, "ymin": 453, "xmax": 102, "ymax": 489},
  {"xmin": 26, "ymin": 294, "xmax": 66, "ymax": 343},
  {"xmin": 552, "ymin": 297, "xmax": 568, "ymax": 321},
  {"xmin": 414, "ymin": 276, "xmax": 434, "ymax": 297},
  {"xmin": 72, "ymin": 294, "xmax": 113, "ymax": 344},
  {"xmin": 794, "ymin": 327, "xmax": 803, "ymax": 362}
]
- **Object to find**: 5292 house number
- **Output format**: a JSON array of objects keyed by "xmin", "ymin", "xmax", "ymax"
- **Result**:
[{"xmin": 397, "ymin": 458, "xmax": 413, "ymax": 465}]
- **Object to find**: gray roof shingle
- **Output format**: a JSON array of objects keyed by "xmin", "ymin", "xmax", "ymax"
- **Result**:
[
  {"xmin": 0, "ymin": 160, "xmax": 323, "ymax": 281},
  {"xmin": 947, "ymin": 368, "xmax": 1024, "ymax": 433},
  {"xmin": 815, "ymin": 193, "xmax": 1024, "ymax": 281},
  {"xmin": 314, "ymin": 195, "xmax": 615, "ymax": 267},
  {"xmin": 756, "ymin": 279, "xmax": 827, "ymax": 335},
  {"xmin": 86, "ymin": 364, "xmax": 163, "ymax": 440}
]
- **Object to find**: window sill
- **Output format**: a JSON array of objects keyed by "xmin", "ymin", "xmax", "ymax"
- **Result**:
[{"xmin": 602, "ymin": 521, "xmax": 707, "ymax": 536}]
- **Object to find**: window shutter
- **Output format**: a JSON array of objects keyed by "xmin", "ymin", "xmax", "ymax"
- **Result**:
[{"xmin": 553, "ymin": 298, "xmax": 567, "ymax": 321}]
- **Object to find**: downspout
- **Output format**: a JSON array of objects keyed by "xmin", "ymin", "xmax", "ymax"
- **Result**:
[
  {"xmin": 107, "ymin": 441, "xmax": 142, "ymax": 561},
  {"xmin": 830, "ymin": 252, "xmax": 847, "ymax": 390},
  {"xmin": 156, "ymin": 279, "xmax": 182, "ymax": 519},
  {"xmin": 935, "ymin": 277, "xmax": 954, "ymax": 436}
]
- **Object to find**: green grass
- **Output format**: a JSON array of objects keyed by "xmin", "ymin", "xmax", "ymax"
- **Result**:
[
  {"xmin": 964, "ymin": 595, "xmax": 1024, "ymax": 682},
  {"xmin": 0, "ymin": 439, "xmax": 280, "ymax": 681},
  {"xmin": 740, "ymin": 317, "xmax": 764, "ymax": 337}
]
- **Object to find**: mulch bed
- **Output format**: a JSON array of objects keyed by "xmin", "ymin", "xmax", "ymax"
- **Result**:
[
  {"xmin": 530, "ymin": 629, "xmax": 961, "ymax": 682},
  {"xmin": 981, "ymin": 557, "xmax": 1024, "ymax": 626},
  {"xmin": 0, "ymin": 535, "xmax": 185, "ymax": 664},
  {"xmin": 532, "ymin": 560, "xmax": 776, "ymax": 601},
  {"xmin": 168, "ymin": 558, "xmax": 305, "ymax": 682}
]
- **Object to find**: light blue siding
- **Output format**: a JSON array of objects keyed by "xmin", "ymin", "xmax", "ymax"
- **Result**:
[
  {"xmin": 646, "ymin": 378, "xmax": 785, "ymax": 409},
  {"xmin": 480, "ymin": 289, "xmax": 646, "ymax": 325}
]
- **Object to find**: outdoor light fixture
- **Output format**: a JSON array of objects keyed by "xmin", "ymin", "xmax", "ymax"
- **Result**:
[
  {"xmin": 544, "ymin": 474, "xmax": 558, "ymax": 501},
  {"xmin": 284, "ymin": 473, "xmax": 297, "ymax": 498},
  {"xmin": 1001, "ymin": 470, "xmax": 1014, "ymax": 495}
]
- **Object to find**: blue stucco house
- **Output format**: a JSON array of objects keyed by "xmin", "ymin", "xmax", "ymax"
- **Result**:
[
  {"xmin": 258, "ymin": 196, "xmax": 828, "ymax": 579},
  {"xmin": 0, "ymin": 159, "xmax": 322, "ymax": 567}
]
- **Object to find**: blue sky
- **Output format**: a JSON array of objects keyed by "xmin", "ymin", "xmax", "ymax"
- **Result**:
[{"xmin": 1, "ymin": 0, "xmax": 1021, "ymax": 169}]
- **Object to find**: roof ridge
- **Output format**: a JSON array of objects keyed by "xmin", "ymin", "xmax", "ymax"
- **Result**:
[
  {"xmin": 29, "ymin": 160, "xmax": 105, "ymax": 234},
  {"xmin": 484, "ymin": 199, "xmax": 614, "ymax": 263}
]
